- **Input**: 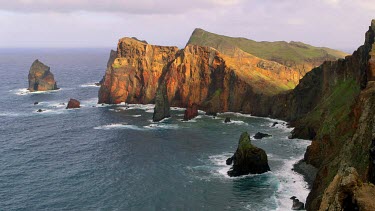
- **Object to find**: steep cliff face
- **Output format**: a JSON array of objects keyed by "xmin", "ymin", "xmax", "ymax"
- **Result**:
[
  {"xmin": 98, "ymin": 38, "xmax": 302, "ymax": 112},
  {"xmin": 98, "ymin": 38, "xmax": 178, "ymax": 104},
  {"xmin": 260, "ymin": 20, "xmax": 375, "ymax": 211},
  {"xmin": 28, "ymin": 59, "xmax": 58, "ymax": 92},
  {"xmin": 187, "ymin": 28, "xmax": 348, "ymax": 79}
]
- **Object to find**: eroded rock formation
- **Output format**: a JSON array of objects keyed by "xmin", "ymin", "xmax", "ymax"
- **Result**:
[
  {"xmin": 66, "ymin": 99, "xmax": 80, "ymax": 109},
  {"xmin": 152, "ymin": 83, "xmax": 170, "ymax": 122},
  {"xmin": 28, "ymin": 59, "xmax": 58, "ymax": 92},
  {"xmin": 227, "ymin": 132, "xmax": 270, "ymax": 177},
  {"xmin": 183, "ymin": 103, "xmax": 198, "ymax": 121}
]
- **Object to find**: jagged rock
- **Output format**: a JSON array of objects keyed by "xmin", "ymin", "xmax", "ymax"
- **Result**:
[
  {"xmin": 227, "ymin": 132, "xmax": 270, "ymax": 177},
  {"xmin": 152, "ymin": 83, "xmax": 170, "ymax": 122},
  {"xmin": 292, "ymin": 199, "xmax": 305, "ymax": 210},
  {"xmin": 28, "ymin": 59, "xmax": 58, "ymax": 92},
  {"xmin": 183, "ymin": 103, "xmax": 198, "ymax": 121},
  {"xmin": 272, "ymin": 122, "xmax": 278, "ymax": 127},
  {"xmin": 226, "ymin": 156, "xmax": 234, "ymax": 165},
  {"xmin": 254, "ymin": 132, "xmax": 272, "ymax": 139},
  {"xmin": 66, "ymin": 99, "xmax": 80, "ymax": 109},
  {"xmin": 224, "ymin": 117, "xmax": 231, "ymax": 123}
]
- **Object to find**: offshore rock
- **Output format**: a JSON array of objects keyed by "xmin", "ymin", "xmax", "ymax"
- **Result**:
[
  {"xmin": 28, "ymin": 59, "xmax": 58, "ymax": 92},
  {"xmin": 227, "ymin": 132, "xmax": 270, "ymax": 177},
  {"xmin": 224, "ymin": 117, "xmax": 231, "ymax": 123},
  {"xmin": 183, "ymin": 103, "xmax": 198, "ymax": 121},
  {"xmin": 152, "ymin": 83, "xmax": 170, "ymax": 122},
  {"xmin": 253, "ymin": 132, "xmax": 272, "ymax": 139},
  {"xmin": 66, "ymin": 99, "xmax": 80, "ymax": 109}
]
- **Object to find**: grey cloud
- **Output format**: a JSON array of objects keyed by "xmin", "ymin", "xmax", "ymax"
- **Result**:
[{"xmin": 0, "ymin": 0, "xmax": 242, "ymax": 14}]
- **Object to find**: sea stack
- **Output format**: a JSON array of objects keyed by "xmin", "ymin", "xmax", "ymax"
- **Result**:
[
  {"xmin": 28, "ymin": 59, "xmax": 58, "ymax": 92},
  {"xmin": 152, "ymin": 83, "xmax": 170, "ymax": 122},
  {"xmin": 227, "ymin": 132, "xmax": 270, "ymax": 177},
  {"xmin": 183, "ymin": 103, "xmax": 199, "ymax": 121},
  {"xmin": 66, "ymin": 99, "xmax": 80, "ymax": 109}
]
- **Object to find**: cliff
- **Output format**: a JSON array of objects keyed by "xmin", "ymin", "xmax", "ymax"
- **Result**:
[
  {"xmin": 187, "ymin": 28, "xmax": 348, "ymax": 79},
  {"xmin": 98, "ymin": 38, "xmax": 178, "ymax": 104},
  {"xmin": 257, "ymin": 20, "xmax": 375, "ymax": 211},
  {"xmin": 99, "ymin": 37, "xmax": 308, "ymax": 111},
  {"xmin": 28, "ymin": 59, "xmax": 58, "ymax": 92}
]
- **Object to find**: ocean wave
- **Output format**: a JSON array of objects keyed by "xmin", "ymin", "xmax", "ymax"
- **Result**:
[
  {"xmin": 223, "ymin": 120, "xmax": 249, "ymax": 125},
  {"xmin": 143, "ymin": 123, "xmax": 179, "ymax": 130},
  {"xmin": 273, "ymin": 155, "xmax": 310, "ymax": 211},
  {"xmin": 79, "ymin": 82, "xmax": 100, "ymax": 88},
  {"xmin": 94, "ymin": 122, "xmax": 179, "ymax": 131},
  {"xmin": 93, "ymin": 123, "xmax": 144, "ymax": 130},
  {"xmin": 10, "ymin": 88, "xmax": 62, "ymax": 96}
]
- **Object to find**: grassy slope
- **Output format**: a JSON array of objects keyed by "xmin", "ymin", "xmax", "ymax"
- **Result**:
[{"xmin": 187, "ymin": 28, "xmax": 348, "ymax": 65}]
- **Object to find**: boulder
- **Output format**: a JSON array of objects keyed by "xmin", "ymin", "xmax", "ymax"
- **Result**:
[
  {"xmin": 152, "ymin": 83, "xmax": 170, "ymax": 122},
  {"xmin": 292, "ymin": 199, "xmax": 305, "ymax": 210},
  {"xmin": 224, "ymin": 117, "xmax": 231, "ymax": 123},
  {"xmin": 28, "ymin": 59, "xmax": 58, "ymax": 92},
  {"xmin": 226, "ymin": 156, "xmax": 234, "ymax": 165},
  {"xmin": 254, "ymin": 132, "xmax": 272, "ymax": 139},
  {"xmin": 183, "ymin": 103, "xmax": 198, "ymax": 121},
  {"xmin": 34, "ymin": 102, "xmax": 39, "ymax": 105},
  {"xmin": 271, "ymin": 122, "xmax": 278, "ymax": 127},
  {"xmin": 66, "ymin": 99, "xmax": 80, "ymax": 109},
  {"xmin": 37, "ymin": 109, "xmax": 44, "ymax": 112},
  {"xmin": 227, "ymin": 132, "xmax": 271, "ymax": 177}
]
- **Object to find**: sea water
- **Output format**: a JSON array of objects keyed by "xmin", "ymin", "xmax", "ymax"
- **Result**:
[{"xmin": 0, "ymin": 49, "xmax": 310, "ymax": 210}]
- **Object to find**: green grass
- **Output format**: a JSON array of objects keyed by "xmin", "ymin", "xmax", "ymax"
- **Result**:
[
  {"xmin": 302, "ymin": 79, "xmax": 360, "ymax": 139},
  {"xmin": 187, "ymin": 28, "xmax": 347, "ymax": 66}
]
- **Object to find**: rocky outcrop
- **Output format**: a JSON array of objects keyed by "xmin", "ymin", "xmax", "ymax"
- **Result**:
[
  {"xmin": 183, "ymin": 103, "xmax": 198, "ymax": 121},
  {"xmin": 28, "ymin": 59, "xmax": 58, "ymax": 92},
  {"xmin": 152, "ymin": 83, "xmax": 170, "ymax": 122},
  {"xmin": 98, "ymin": 38, "xmax": 178, "ymax": 104},
  {"xmin": 98, "ymin": 37, "xmax": 312, "ymax": 113},
  {"xmin": 254, "ymin": 20, "xmax": 375, "ymax": 211},
  {"xmin": 253, "ymin": 132, "xmax": 272, "ymax": 139},
  {"xmin": 227, "ymin": 132, "xmax": 270, "ymax": 177},
  {"xmin": 66, "ymin": 99, "xmax": 80, "ymax": 109}
]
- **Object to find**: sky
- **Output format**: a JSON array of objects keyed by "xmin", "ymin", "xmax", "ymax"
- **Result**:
[{"xmin": 0, "ymin": 0, "xmax": 374, "ymax": 52}]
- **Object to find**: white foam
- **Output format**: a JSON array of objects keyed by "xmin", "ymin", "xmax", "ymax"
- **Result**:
[
  {"xmin": 79, "ymin": 82, "xmax": 100, "ymax": 88},
  {"xmin": 10, "ymin": 88, "xmax": 64, "ymax": 96},
  {"xmin": 93, "ymin": 123, "xmax": 144, "ymax": 130},
  {"xmin": 272, "ymin": 140, "xmax": 311, "ymax": 211},
  {"xmin": 143, "ymin": 123, "xmax": 179, "ymax": 130},
  {"xmin": 223, "ymin": 120, "xmax": 249, "ymax": 125},
  {"xmin": 132, "ymin": 114, "xmax": 142, "ymax": 117},
  {"xmin": 0, "ymin": 112, "xmax": 24, "ymax": 117}
]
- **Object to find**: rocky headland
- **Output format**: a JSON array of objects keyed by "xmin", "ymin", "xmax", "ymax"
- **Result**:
[
  {"xmin": 28, "ymin": 59, "xmax": 58, "ymax": 92},
  {"xmin": 98, "ymin": 20, "xmax": 375, "ymax": 210}
]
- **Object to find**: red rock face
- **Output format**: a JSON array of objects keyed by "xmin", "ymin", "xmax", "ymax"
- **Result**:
[
  {"xmin": 183, "ymin": 103, "xmax": 199, "ymax": 121},
  {"xmin": 66, "ymin": 99, "xmax": 80, "ymax": 109},
  {"xmin": 98, "ymin": 38, "xmax": 301, "ymax": 114},
  {"xmin": 98, "ymin": 38, "xmax": 178, "ymax": 104}
]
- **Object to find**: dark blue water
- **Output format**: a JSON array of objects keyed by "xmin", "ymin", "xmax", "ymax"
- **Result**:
[{"xmin": 0, "ymin": 49, "xmax": 310, "ymax": 210}]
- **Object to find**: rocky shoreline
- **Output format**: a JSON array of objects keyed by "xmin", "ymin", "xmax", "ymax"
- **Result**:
[{"xmin": 293, "ymin": 159, "xmax": 318, "ymax": 189}]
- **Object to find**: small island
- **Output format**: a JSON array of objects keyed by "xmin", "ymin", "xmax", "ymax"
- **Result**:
[{"xmin": 28, "ymin": 59, "xmax": 58, "ymax": 92}]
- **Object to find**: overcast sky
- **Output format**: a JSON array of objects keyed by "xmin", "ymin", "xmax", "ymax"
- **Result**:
[{"xmin": 0, "ymin": 0, "xmax": 374, "ymax": 52}]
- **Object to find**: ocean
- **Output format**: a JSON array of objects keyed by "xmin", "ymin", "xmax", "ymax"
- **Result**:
[{"xmin": 0, "ymin": 49, "xmax": 310, "ymax": 210}]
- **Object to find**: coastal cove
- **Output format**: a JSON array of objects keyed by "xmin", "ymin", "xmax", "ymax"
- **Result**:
[{"xmin": 0, "ymin": 49, "xmax": 312, "ymax": 210}]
